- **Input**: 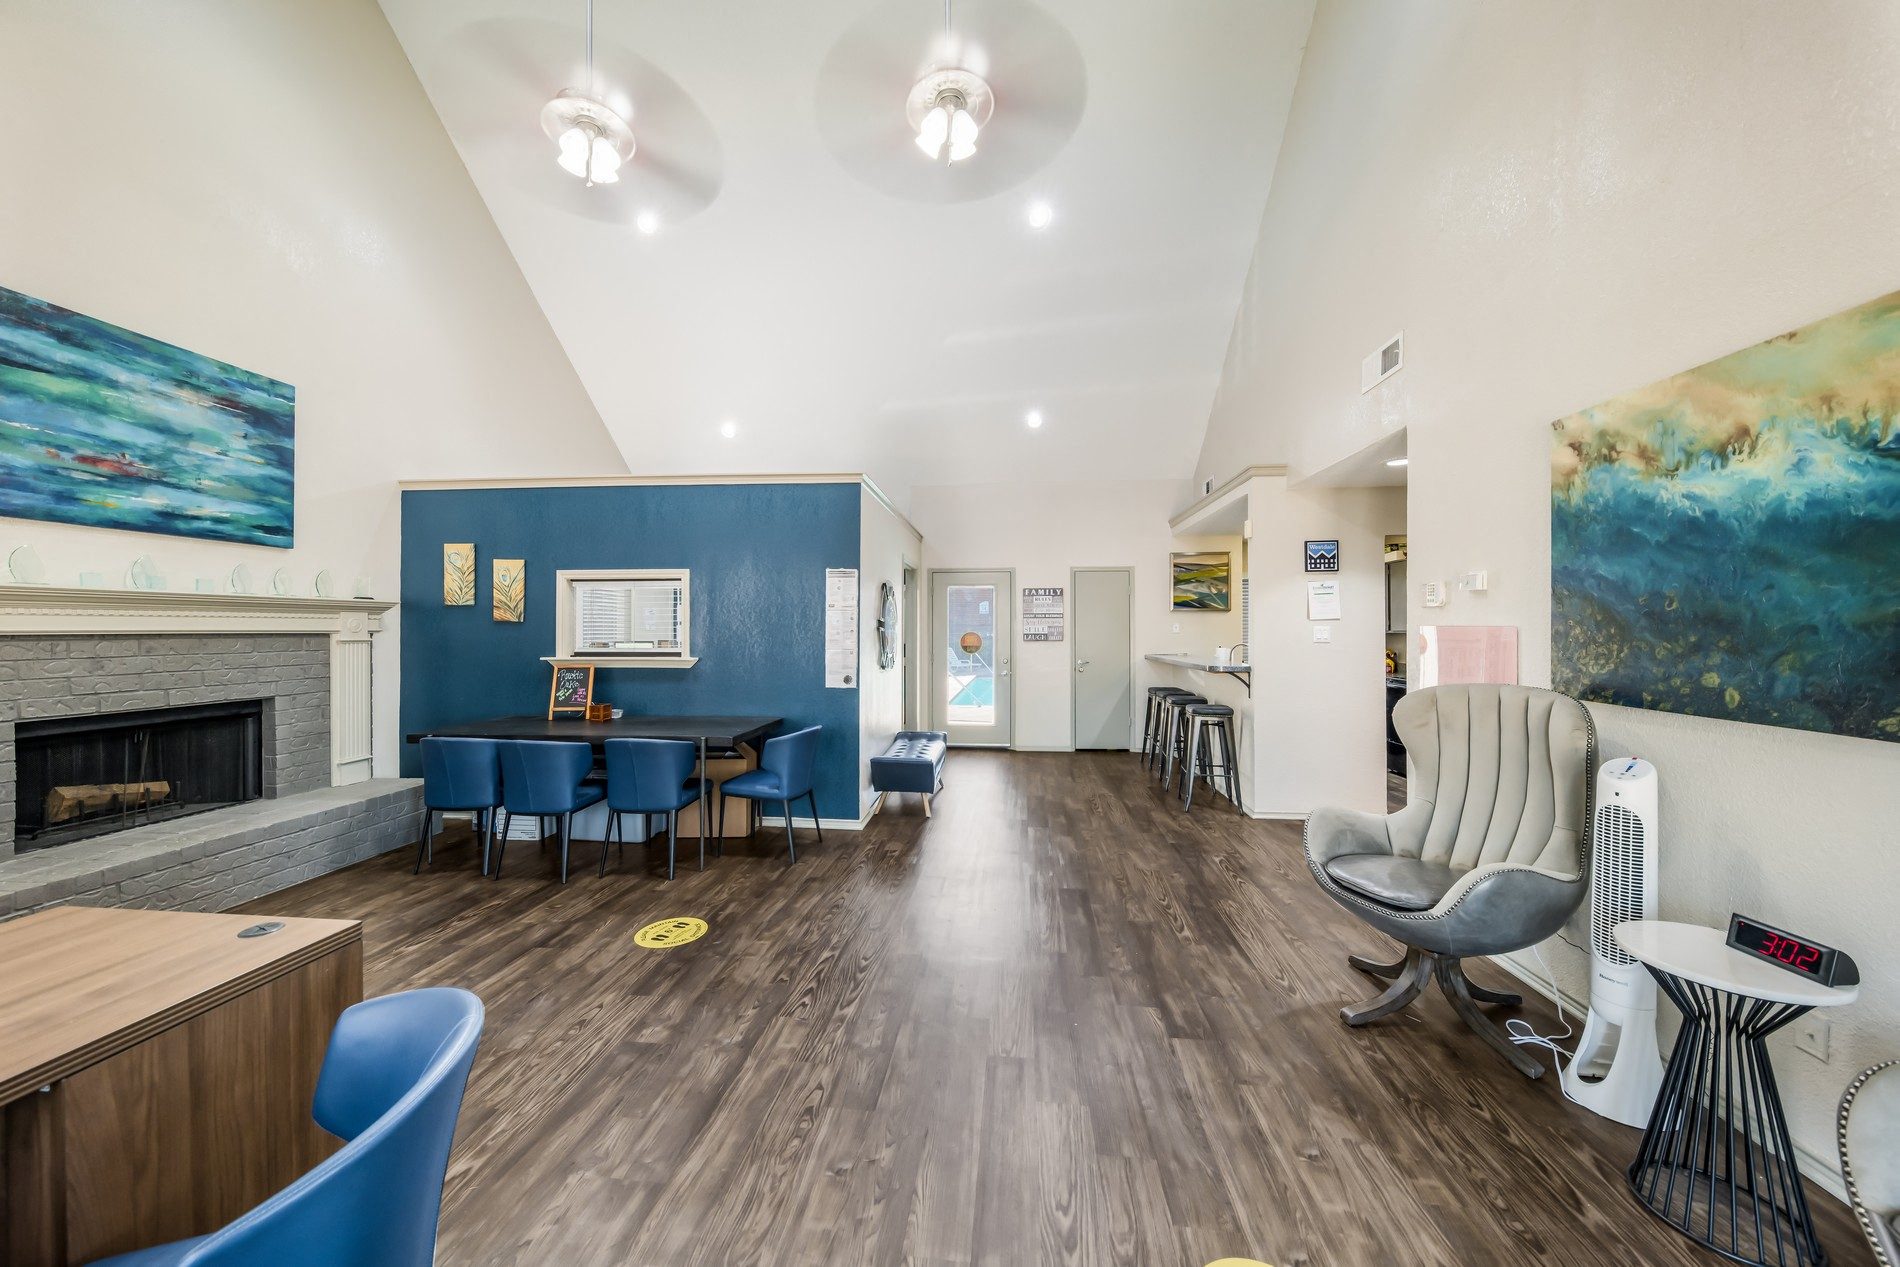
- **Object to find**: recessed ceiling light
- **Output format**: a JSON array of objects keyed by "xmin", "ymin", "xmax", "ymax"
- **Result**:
[
  {"xmin": 1025, "ymin": 409, "xmax": 1045, "ymax": 429},
  {"xmin": 635, "ymin": 210, "xmax": 660, "ymax": 235},
  {"xmin": 719, "ymin": 419, "xmax": 738, "ymax": 439},
  {"xmin": 1026, "ymin": 200, "xmax": 1054, "ymax": 229},
  {"xmin": 1386, "ymin": 457, "xmax": 1409, "ymax": 467}
]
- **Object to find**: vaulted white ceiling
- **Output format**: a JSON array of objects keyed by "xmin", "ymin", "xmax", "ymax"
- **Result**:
[{"xmin": 378, "ymin": 0, "xmax": 1313, "ymax": 506}]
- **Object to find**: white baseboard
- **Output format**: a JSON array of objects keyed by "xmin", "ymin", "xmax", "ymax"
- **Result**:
[
  {"xmin": 1489, "ymin": 951, "xmax": 1850, "ymax": 1205},
  {"xmin": 1012, "ymin": 744, "xmax": 1075, "ymax": 753}
]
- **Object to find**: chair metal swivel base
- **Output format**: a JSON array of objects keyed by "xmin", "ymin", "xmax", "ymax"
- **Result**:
[{"xmin": 1342, "ymin": 947, "xmax": 1541, "ymax": 1079}]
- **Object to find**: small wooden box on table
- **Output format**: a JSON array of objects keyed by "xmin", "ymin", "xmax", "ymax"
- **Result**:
[{"xmin": 0, "ymin": 906, "xmax": 363, "ymax": 1267}]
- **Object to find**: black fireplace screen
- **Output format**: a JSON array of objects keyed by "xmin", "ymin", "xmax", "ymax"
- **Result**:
[{"xmin": 13, "ymin": 700, "xmax": 265, "ymax": 851}]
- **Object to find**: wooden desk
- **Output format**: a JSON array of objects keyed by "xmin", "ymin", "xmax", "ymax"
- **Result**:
[{"xmin": 0, "ymin": 907, "xmax": 362, "ymax": 1266}]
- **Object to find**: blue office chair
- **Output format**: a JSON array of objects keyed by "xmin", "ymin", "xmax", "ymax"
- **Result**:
[
  {"xmin": 717, "ymin": 725, "xmax": 823, "ymax": 862},
  {"xmin": 415, "ymin": 737, "xmax": 502, "ymax": 875},
  {"xmin": 599, "ymin": 737, "xmax": 710, "ymax": 881},
  {"xmin": 495, "ymin": 740, "xmax": 605, "ymax": 884},
  {"xmin": 90, "ymin": 987, "xmax": 484, "ymax": 1267}
]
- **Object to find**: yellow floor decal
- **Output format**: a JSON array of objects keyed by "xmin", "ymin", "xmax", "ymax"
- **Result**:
[{"xmin": 634, "ymin": 917, "xmax": 708, "ymax": 949}]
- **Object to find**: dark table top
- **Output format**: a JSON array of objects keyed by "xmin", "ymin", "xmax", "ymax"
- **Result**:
[{"xmin": 404, "ymin": 715, "xmax": 783, "ymax": 749}]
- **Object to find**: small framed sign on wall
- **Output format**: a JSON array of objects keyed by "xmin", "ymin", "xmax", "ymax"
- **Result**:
[
  {"xmin": 547, "ymin": 662, "xmax": 594, "ymax": 718},
  {"xmin": 1304, "ymin": 540, "xmax": 1340, "ymax": 572}
]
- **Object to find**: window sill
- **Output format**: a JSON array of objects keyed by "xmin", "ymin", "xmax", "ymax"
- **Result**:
[{"xmin": 541, "ymin": 655, "xmax": 699, "ymax": 669}]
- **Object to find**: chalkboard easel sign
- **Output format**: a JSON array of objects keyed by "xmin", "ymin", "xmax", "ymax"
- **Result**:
[{"xmin": 548, "ymin": 662, "xmax": 595, "ymax": 718}]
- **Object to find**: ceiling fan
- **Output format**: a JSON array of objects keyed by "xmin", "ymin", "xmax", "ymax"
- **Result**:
[
  {"xmin": 433, "ymin": 6, "xmax": 725, "ymax": 228},
  {"xmin": 814, "ymin": 0, "xmax": 1087, "ymax": 204}
]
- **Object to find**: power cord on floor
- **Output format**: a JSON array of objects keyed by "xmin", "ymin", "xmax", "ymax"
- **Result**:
[{"xmin": 1503, "ymin": 942, "xmax": 1588, "ymax": 1107}]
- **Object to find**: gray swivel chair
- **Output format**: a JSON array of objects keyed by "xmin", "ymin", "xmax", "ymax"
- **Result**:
[
  {"xmin": 1841, "ymin": 1061, "xmax": 1900, "ymax": 1267},
  {"xmin": 1304, "ymin": 683, "xmax": 1594, "ymax": 1078}
]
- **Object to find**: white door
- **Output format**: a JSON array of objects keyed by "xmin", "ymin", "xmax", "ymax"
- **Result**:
[
  {"xmin": 1072, "ymin": 568, "xmax": 1133, "ymax": 749},
  {"xmin": 931, "ymin": 570, "xmax": 1013, "ymax": 747}
]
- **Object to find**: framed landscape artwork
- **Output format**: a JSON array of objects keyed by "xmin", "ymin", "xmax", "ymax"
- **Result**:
[
  {"xmin": 1171, "ymin": 550, "xmax": 1231, "ymax": 611},
  {"xmin": 0, "ymin": 285, "xmax": 294, "ymax": 547},
  {"xmin": 1551, "ymin": 289, "xmax": 1900, "ymax": 742}
]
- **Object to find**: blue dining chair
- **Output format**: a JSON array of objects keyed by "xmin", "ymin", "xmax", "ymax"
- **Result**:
[
  {"xmin": 496, "ymin": 740, "xmax": 605, "ymax": 884},
  {"xmin": 415, "ymin": 737, "xmax": 502, "ymax": 875},
  {"xmin": 89, "ymin": 987, "xmax": 484, "ymax": 1267},
  {"xmin": 717, "ymin": 725, "xmax": 823, "ymax": 862},
  {"xmin": 599, "ymin": 737, "xmax": 710, "ymax": 881}
]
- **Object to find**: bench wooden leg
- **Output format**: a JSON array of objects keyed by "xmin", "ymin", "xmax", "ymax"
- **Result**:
[{"xmin": 923, "ymin": 794, "xmax": 932, "ymax": 818}]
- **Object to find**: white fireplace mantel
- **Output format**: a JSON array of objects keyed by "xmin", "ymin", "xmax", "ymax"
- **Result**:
[
  {"xmin": 0, "ymin": 585, "xmax": 398, "ymax": 785},
  {"xmin": 0, "ymin": 585, "xmax": 395, "ymax": 638}
]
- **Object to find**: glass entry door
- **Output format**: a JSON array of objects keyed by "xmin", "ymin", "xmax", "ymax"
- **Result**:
[{"xmin": 930, "ymin": 569, "xmax": 1013, "ymax": 747}]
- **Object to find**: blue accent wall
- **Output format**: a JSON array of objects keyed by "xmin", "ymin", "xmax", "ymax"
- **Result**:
[{"xmin": 400, "ymin": 482, "xmax": 861, "ymax": 818}]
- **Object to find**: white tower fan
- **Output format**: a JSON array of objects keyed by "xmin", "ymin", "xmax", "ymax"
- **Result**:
[{"xmin": 1560, "ymin": 757, "xmax": 1665, "ymax": 1126}]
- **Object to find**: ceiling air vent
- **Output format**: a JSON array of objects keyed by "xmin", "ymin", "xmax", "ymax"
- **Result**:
[{"xmin": 1361, "ymin": 332, "xmax": 1403, "ymax": 393}]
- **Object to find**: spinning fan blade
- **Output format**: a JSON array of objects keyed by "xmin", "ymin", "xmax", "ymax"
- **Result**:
[
  {"xmin": 436, "ymin": 17, "xmax": 724, "ymax": 226},
  {"xmin": 814, "ymin": 0, "xmax": 1086, "ymax": 204}
]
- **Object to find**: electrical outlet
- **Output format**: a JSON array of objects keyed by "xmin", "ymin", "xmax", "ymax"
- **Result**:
[
  {"xmin": 1312, "ymin": 624, "xmax": 1332, "ymax": 643},
  {"xmin": 1793, "ymin": 1017, "xmax": 1831, "ymax": 1063},
  {"xmin": 1171, "ymin": 622, "xmax": 1181, "ymax": 634}
]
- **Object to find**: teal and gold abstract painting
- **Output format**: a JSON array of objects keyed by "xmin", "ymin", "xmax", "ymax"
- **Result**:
[
  {"xmin": 0, "ymin": 286, "xmax": 294, "ymax": 547},
  {"xmin": 1552, "ymin": 289, "xmax": 1900, "ymax": 742}
]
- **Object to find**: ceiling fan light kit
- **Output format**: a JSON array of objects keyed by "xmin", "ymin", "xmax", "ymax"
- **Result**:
[
  {"xmin": 541, "ymin": 89, "xmax": 634, "ymax": 187},
  {"xmin": 908, "ymin": 68, "xmax": 993, "ymax": 164}
]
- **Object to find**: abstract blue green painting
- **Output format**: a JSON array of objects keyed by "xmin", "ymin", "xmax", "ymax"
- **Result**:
[
  {"xmin": 1552, "ymin": 289, "xmax": 1900, "ymax": 742},
  {"xmin": 0, "ymin": 285, "xmax": 294, "ymax": 547}
]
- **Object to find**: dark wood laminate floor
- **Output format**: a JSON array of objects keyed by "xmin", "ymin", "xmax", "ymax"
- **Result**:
[{"xmin": 245, "ymin": 752, "xmax": 1872, "ymax": 1267}]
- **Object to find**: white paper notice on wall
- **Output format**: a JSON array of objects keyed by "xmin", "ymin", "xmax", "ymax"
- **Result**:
[
  {"xmin": 1022, "ymin": 587, "xmax": 1064, "ymax": 641},
  {"xmin": 1306, "ymin": 579, "xmax": 1342, "ymax": 621},
  {"xmin": 825, "ymin": 567, "xmax": 858, "ymax": 688}
]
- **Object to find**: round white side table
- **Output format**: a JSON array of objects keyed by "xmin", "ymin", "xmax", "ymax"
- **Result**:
[{"xmin": 1615, "ymin": 920, "xmax": 1859, "ymax": 1267}]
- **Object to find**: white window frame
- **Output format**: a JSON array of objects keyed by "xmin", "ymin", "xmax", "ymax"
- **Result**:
[{"xmin": 547, "ymin": 568, "xmax": 698, "ymax": 668}]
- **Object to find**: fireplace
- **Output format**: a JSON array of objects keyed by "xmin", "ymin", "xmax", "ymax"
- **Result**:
[{"xmin": 13, "ymin": 700, "xmax": 266, "ymax": 852}]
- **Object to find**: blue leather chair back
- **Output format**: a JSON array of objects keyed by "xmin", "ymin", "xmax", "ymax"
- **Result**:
[
  {"xmin": 175, "ymin": 988, "xmax": 483, "ymax": 1266},
  {"xmin": 420, "ymin": 738, "xmax": 501, "ymax": 811},
  {"xmin": 759, "ymin": 725, "xmax": 822, "ymax": 798},
  {"xmin": 603, "ymin": 738, "xmax": 696, "ymax": 813},
  {"xmin": 499, "ymin": 740, "xmax": 596, "ymax": 815}
]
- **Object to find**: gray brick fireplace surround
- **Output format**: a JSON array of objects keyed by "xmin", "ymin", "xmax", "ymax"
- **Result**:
[{"xmin": 0, "ymin": 595, "xmax": 418, "ymax": 920}]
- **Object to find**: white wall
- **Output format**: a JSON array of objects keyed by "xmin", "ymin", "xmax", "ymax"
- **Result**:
[
  {"xmin": 0, "ymin": 0, "xmax": 625, "ymax": 774},
  {"xmin": 1242, "ymin": 475, "xmax": 1404, "ymax": 817},
  {"xmin": 857, "ymin": 486, "xmax": 923, "ymax": 818},
  {"xmin": 1195, "ymin": 0, "xmax": 1900, "ymax": 1188},
  {"xmin": 909, "ymin": 480, "xmax": 1239, "ymax": 752}
]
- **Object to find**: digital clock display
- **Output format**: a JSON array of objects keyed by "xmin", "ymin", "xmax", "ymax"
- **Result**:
[{"xmin": 1725, "ymin": 914, "xmax": 1858, "ymax": 988}]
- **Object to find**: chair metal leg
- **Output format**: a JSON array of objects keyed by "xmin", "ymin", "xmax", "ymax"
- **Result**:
[
  {"xmin": 718, "ymin": 789, "xmax": 728, "ymax": 840},
  {"xmin": 807, "ymin": 791, "xmax": 823, "ymax": 843},
  {"xmin": 782, "ymin": 799, "xmax": 796, "ymax": 863},
  {"xmin": 481, "ymin": 809, "xmax": 495, "ymax": 877},
  {"xmin": 1340, "ymin": 947, "xmax": 1433, "ymax": 1026},
  {"xmin": 666, "ymin": 810, "xmax": 676, "ymax": 881},
  {"xmin": 1220, "ymin": 721, "xmax": 1243, "ymax": 814},
  {"xmin": 1183, "ymin": 718, "xmax": 1204, "ymax": 810},
  {"xmin": 1348, "ymin": 951, "xmax": 1409, "ymax": 980},
  {"xmin": 1436, "ymin": 956, "xmax": 1543, "ymax": 1078},
  {"xmin": 558, "ymin": 813, "xmax": 571, "ymax": 884},
  {"xmin": 493, "ymin": 810, "xmax": 510, "ymax": 879},
  {"xmin": 599, "ymin": 810, "xmax": 618, "ymax": 877},
  {"xmin": 413, "ymin": 808, "xmax": 435, "ymax": 874},
  {"xmin": 698, "ymin": 797, "xmax": 707, "ymax": 871},
  {"xmin": 1452, "ymin": 961, "xmax": 1523, "ymax": 1007}
]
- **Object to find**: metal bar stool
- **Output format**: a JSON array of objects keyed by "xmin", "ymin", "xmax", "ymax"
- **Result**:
[
  {"xmin": 1181, "ymin": 703, "xmax": 1242, "ymax": 813},
  {"xmin": 1159, "ymin": 694, "xmax": 1207, "ymax": 789},
  {"xmin": 1141, "ymin": 687, "xmax": 1192, "ymax": 771}
]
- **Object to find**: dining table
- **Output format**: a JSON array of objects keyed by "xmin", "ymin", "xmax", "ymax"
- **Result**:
[{"xmin": 403, "ymin": 714, "xmax": 784, "ymax": 791}]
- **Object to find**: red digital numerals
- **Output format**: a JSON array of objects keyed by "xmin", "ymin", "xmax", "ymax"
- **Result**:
[{"xmin": 1758, "ymin": 932, "xmax": 1821, "ymax": 973}]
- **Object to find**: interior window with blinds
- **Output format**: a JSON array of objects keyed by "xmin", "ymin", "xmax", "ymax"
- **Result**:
[{"xmin": 555, "ymin": 571, "xmax": 693, "ymax": 662}]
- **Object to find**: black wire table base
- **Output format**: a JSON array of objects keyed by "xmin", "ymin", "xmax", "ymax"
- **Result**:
[{"xmin": 1629, "ymin": 968, "xmax": 1828, "ymax": 1267}]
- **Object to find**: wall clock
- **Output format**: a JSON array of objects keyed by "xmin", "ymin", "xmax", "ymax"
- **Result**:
[{"xmin": 877, "ymin": 581, "xmax": 897, "ymax": 669}]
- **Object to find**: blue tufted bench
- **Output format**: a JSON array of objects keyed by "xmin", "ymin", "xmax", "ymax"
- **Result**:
[{"xmin": 870, "ymin": 730, "xmax": 948, "ymax": 817}]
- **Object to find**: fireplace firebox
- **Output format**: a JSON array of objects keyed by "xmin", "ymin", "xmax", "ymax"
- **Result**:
[{"xmin": 14, "ymin": 700, "xmax": 265, "ymax": 851}]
